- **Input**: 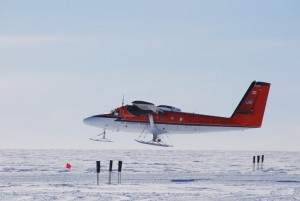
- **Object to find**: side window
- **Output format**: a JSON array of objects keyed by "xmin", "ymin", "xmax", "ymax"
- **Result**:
[
  {"xmin": 180, "ymin": 117, "xmax": 184, "ymax": 122},
  {"xmin": 171, "ymin": 116, "xmax": 175, "ymax": 121},
  {"xmin": 160, "ymin": 115, "xmax": 164, "ymax": 121}
]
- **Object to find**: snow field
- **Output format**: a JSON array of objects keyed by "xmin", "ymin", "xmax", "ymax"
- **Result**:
[{"xmin": 0, "ymin": 150, "xmax": 300, "ymax": 200}]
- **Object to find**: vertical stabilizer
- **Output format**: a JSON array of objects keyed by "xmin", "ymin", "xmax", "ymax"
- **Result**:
[{"xmin": 231, "ymin": 81, "xmax": 271, "ymax": 127}]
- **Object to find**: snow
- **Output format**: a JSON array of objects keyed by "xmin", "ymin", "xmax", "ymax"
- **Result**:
[{"xmin": 1, "ymin": 150, "xmax": 300, "ymax": 200}]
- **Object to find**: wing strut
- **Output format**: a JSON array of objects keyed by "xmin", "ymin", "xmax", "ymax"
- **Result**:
[{"xmin": 148, "ymin": 114, "xmax": 158, "ymax": 141}]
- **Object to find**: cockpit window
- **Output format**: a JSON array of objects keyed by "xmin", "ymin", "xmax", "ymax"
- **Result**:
[{"xmin": 110, "ymin": 109, "xmax": 119, "ymax": 116}]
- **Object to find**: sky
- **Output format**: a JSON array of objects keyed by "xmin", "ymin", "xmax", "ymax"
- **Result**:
[{"xmin": 1, "ymin": 0, "xmax": 300, "ymax": 150}]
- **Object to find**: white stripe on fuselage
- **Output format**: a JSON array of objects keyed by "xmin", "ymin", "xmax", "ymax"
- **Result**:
[{"xmin": 83, "ymin": 116, "xmax": 251, "ymax": 134}]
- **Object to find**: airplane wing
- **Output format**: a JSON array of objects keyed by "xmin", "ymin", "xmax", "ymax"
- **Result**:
[
  {"xmin": 132, "ymin": 101, "xmax": 162, "ymax": 113},
  {"xmin": 125, "ymin": 101, "xmax": 161, "ymax": 117}
]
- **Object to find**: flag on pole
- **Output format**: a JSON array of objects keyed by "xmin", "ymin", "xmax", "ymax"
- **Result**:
[{"xmin": 66, "ymin": 163, "xmax": 71, "ymax": 169}]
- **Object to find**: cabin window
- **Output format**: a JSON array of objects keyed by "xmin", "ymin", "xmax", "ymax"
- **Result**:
[
  {"xmin": 171, "ymin": 116, "xmax": 175, "ymax": 121},
  {"xmin": 180, "ymin": 117, "xmax": 184, "ymax": 122}
]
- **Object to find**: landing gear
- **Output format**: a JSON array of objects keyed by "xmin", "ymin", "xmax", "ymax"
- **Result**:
[
  {"xmin": 135, "ymin": 125, "xmax": 173, "ymax": 147},
  {"xmin": 89, "ymin": 129, "xmax": 113, "ymax": 142},
  {"xmin": 134, "ymin": 138, "xmax": 173, "ymax": 147}
]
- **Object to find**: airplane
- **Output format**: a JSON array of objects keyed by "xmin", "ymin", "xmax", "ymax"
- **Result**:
[{"xmin": 83, "ymin": 81, "xmax": 271, "ymax": 147}]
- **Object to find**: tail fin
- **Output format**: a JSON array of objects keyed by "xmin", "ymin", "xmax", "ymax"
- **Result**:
[{"xmin": 231, "ymin": 81, "xmax": 271, "ymax": 127}]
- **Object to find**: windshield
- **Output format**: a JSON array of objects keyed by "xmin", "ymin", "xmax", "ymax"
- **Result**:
[{"xmin": 110, "ymin": 109, "xmax": 119, "ymax": 116}]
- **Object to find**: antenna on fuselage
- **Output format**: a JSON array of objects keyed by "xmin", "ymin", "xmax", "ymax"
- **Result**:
[{"xmin": 122, "ymin": 94, "xmax": 124, "ymax": 106}]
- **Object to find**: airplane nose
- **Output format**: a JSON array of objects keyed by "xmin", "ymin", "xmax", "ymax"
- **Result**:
[
  {"xmin": 83, "ymin": 115, "xmax": 117, "ymax": 129},
  {"xmin": 83, "ymin": 116, "xmax": 99, "ymax": 126}
]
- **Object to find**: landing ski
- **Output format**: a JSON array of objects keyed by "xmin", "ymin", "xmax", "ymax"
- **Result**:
[{"xmin": 134, "ymin": 139, "xmax": 173, "ymax": 147}]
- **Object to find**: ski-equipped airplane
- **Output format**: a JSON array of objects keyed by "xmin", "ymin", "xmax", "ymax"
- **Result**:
[{"xmin": 84, "ymin": 81, "xmax": 271, "ymax": 147}]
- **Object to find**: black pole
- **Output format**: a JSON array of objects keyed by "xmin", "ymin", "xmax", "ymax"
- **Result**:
[
  {"xmin": 118, "ymin": 161, "xmax": 123, "ymax": 172},
  {"xmin": 96, "ymin": 161, "xmax": 100, "ymax": 173},
  {"xmin": 108, "ymin": 160, "xmax": 113, "ymax": 184},
  {"xmin": 118, "ymin": 161, "xmax": 123, "ymax": 184},
  {"xmin": 96, "ymin": 161, "xmax": 100, "ymax": 185},
  {"xmin": 253, "ymin": 156, "xmax": 255, "ymax": 164},
  {"xmin": 109, "ymin": 160, "xmax": 113, "ymax": 172},
  {"xmin": 262, "ymin": 155, "xmax": 264, "ymax": 163},
  {"xmin": 257, "ymin": 155, "xmax": 260, "ymax": 163}
]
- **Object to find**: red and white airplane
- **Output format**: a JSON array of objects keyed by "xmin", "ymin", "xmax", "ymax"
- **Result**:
[{"xmin": 84, "ymin": 81, "xmax": 271, "ymax": 147}]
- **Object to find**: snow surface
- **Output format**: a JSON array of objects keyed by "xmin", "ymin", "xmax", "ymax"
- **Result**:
[{"xmin": 0, "ymin": 150, "xmax": 300, "ymax": 200}]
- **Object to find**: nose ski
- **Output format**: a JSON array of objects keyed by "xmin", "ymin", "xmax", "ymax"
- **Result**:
[{"xmin": 89, "ymin": 129, "xmax": 114, "ymax": 142}]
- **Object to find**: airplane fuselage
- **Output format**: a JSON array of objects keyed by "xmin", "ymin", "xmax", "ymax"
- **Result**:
[
  {"xmin": 84, "ymin": 81, "xmax": 271, "ymax": 144},
  {"xmin": 84, "ymin": 110, "xmax": 252, "ymax": 135}
]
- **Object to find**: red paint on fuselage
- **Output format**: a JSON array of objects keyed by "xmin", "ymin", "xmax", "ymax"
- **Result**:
[{"xmin": 100, "ymin": 81, "xmax": 270, "ymax": 128}]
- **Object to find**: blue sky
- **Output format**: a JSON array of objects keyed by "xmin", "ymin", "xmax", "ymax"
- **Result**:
[{"xmin": 1, "ymin": 0, "xmax": 300, "ymax": 150}]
